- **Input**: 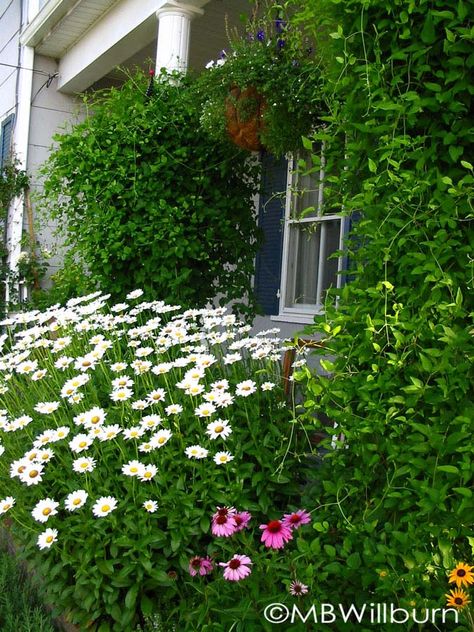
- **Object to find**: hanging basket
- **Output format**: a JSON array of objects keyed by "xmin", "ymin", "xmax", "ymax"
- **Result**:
[{"xmin": 225, "ymin": 86, "xmax": 266, "ymax": 152}]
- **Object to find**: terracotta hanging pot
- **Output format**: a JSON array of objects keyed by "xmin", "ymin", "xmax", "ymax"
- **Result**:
[{"xmin": 225, "ymin": 85, "xmax": 266, "ymax": 152}]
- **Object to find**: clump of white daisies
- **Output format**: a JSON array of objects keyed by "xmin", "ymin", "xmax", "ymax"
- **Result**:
[{"xmin": 0, "ymin": 291, "xmax": 308, "ymax": 554}]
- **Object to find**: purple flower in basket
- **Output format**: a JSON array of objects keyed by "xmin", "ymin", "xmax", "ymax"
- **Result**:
[
  {"xmin": 256, "ymin": 30, "xmax": 265, "ymax": 42},
  {"xmin": 275, "ymin": 18, "xmax": 286, "ymax": 33},
  {"xmin": 277, "ymin": 39, "xmax": 285, "ymax": 50}
]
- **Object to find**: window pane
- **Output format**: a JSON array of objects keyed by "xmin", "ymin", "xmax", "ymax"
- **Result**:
[
  {"xmin": 289, "ymin": 152, "xmax": 323, "ymax": 220},
  {"xmin": 285, "ymin": 219, "xmax": 341, "ymax": 308}
]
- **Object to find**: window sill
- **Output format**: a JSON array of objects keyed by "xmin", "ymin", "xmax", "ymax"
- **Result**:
[{"xmin": 270, "ymin": 313, "xmax": 320, "ymax": 325}]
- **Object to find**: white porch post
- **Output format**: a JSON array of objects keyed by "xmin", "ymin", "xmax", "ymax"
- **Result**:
[{"xmin": 155, "ymin": 1, "xmax": 203, "ymax": 73}]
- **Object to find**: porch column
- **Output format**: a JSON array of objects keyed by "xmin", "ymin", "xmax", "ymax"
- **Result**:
[{"xmin": 155, "ymin": 1, "xmax": 204, "ymax": 73}]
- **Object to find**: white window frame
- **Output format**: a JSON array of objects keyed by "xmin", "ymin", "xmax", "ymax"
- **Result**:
[{"xmin": 272, "ymin": 148, "xmax": 347, "ymax": 324}]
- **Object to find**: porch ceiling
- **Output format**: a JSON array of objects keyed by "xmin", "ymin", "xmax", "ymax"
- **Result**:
[{"xmin": 21, "ymin": 0, "xmax": 123, "ymax": 57}]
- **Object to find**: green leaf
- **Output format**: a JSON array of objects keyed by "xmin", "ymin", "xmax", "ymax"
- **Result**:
[
  {"xmin": 437, "ymin": 465, "xmax": 459, "ymax": 474},
  {"xmin": 420, "ymin": 12, "xmax": 436, "ymax": 44}
]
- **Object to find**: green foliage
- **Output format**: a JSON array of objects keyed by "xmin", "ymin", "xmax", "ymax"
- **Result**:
[
  {"xmin": 0, "ymin": 539, "xmax": 55, "ymax": 632},
  {"xmin": 286, "ymin": 0, "xmax": 474, "ymax": 625},
  {"xmin": 39, "ymin": 72, "xmax": 261, "ymax": 319},
  {"xmin": 195, "ymin": 2, "xmax": 326, "ymax": 156},
  {"xmin": 0, "ymin": 159, "xmax": 28, "ymax": 220}
]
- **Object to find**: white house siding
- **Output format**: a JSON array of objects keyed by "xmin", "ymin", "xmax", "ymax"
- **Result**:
[
  {"xmin": 25, "ymin": 53, "xmax": 82, "ymax": 281},
  {"xmin": 0, "ymin": 0, "xmax": 21, "ymax": 125}
]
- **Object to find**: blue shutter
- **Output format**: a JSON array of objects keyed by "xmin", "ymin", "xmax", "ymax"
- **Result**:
[
  {"xmin": 254, "ymin": 154, "xmax": 287, "ymax": 315},
  {"xmin": 1, "ymin": 115, "xmax": 14, "ymax": 167}
]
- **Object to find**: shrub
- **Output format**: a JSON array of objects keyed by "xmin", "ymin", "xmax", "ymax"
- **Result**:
[{"xmin": 39, "ymin": 72, "xmax": 261, "ymax": 320}]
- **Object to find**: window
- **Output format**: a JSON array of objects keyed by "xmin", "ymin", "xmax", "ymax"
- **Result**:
[
  {"xmin": 0, "ymin": 114, "xmax": 14, "ymax": 168},
  {"xmin": 277, "ymin": 148, "xmax": 347, "ymax": 321}
]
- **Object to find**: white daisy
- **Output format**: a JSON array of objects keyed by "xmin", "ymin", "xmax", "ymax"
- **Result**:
[
  {"xmin": 110, "ymin": 387, "xmax": 133, "ymax": 402},
  {"xmin": 140, "ymin": 414, "xmax": 162, "ymax": 430},
  {"xmin": 138, "ymin": 464, "xmax": 158, "ymax": 482},
  {"xmin": 52, "ymin": 426, "xmax": 70, "ymax": 441},
  {"xmin": 213, "ymin": 451, "xmax": 234, "ymax": 465},
  {"xmin": 185, "ymin": 445, "xmax": 208, "ymax": 460},
  {"xmin": 150, "ymin": 429, "xmax": 172, "ymax": 448},
  {"xmin": 19, "ymin": 462, "xmax": 44, "ymax": 485},
  {"xmin": 261, "ymin": 382, "xmax": 276, "ymax": 391},
  {"xmin": 123, "ymin": 426, "xmax": 145, "ymax": 440},
  {"xmin": 164, "ymin": 403, "xmax": 183, "ymax": 416},
  {"xmin": 65, "ymin": 490, "xmax": 88, "ymax": 511},
  {"xmin": 72, "ymin": 456, "xmax": 96, "ymax": 473},
  {"xmin": 31, "ymin": 369, "xmax": 47, "ymax": 381},
  {"xmin": 16, "ymin": 360, "xmax": 38, "ymax": 374},
  {"xmin": 32, "ymin": 498, "xmax": 59, "ymax": 523},
  {"xmin": 0, "ymin": 496, "xmax": 15, "ymax": 514},
  {"xmin": 92, "ymin": 496, "xmax": 117, "ymax": 517},
  {"xmin": 69, "ymin": 433, "xmax": 93, "ymax": 453},
  {"xmin": 143, "ymin": 499, "xmax": 158, "ymax": 513},
  {"xmin": 111, "ymin": 376, "xmax": 134, "ymax": 389},
  {"xmin": 147, "ymin": 388, "xmax": 166, "ymax": 404},
  {"xmin": 98, "ymin": 424, "xmax": 121, "ymax": 441},
  {"xmin": 34, "ymin": 401, "xmax": 60, "ymax": 414},
  {"xmin": 138, "ymin": 441, "xmax": 154, "ymax": 453},
  {"xmin": 126, "ymin": 289, "xmax": 144, "ymax": 300},
  {"xmin": 121, "ymin": 460, "xmax": 143, "ymax": 476},
  {"xmin": 83, "ymin": 407, "xmax": 107, "ymax": 429},
  {"xmin": 206, "ymin": 419, "xmax": 232, "ymax": 440},
  {"xmin": 110, "ymin": 362, "xmax": 128, "ymax": 372},
  {"xmin": 194, "ymin": 403, "xmax": 216, "ymax": 418},
  {"xmin": 131, "ymin": 400, "xmax": 150, "ymax": 411},
  {"xmin": 37, "ymin": 528, "xmax": 58, "ymax": 550},
  {"xmin": 235, "ymin": 380, "xmax": 257, "ymax": 397}
]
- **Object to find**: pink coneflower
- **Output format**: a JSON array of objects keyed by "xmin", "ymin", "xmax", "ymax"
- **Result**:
[
  {"xmin": 219, "ymin": 554, "xmax": 252, "ymax": 581},
  {"xmin": 188, "ymin": 556, "xmax": 213, "ymax": 577},
  {"xmin": 211, "ymin": 513, "xmax": 237, "ymax": 537},
  {"xmin": 289, "ymin": 580, "xmax": 309, "ymax": 596},
  {"xmin": 282, "ymin": 509, "xmax": 311, "ymax": 530},
  {"xmin": 233, "ymin": 511, "xmax": 252, "ymax": 532},
  {"xmin": 260, "ymin": 519, "xmax": 293, "ymax": 549}
]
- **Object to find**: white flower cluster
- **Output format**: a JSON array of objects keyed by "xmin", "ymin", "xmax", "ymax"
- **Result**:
[{"xmin": 0, "ymin": 290, "xmax": 302, "ymax": 551}]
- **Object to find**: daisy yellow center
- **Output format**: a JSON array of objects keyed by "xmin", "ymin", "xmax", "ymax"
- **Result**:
[
  {"xmin": 3, "ymin": 503, "xmax": 11, "ymax": 510},
  {"xmin": 80, "ymin": 463, "xmax": 88, "ymax": 469},
  {"xmin": 82, "ymin": 361, "xmax": 91, "ymax": 367},
  {"xmin": 18, "ymin": 466, "xmax": 26, "ymax": 473},
  {"xmin": 215, "ymin": 426, "xmax": 224, "ymax": 433},
  {"xmin": 130, "ymin": 467, "xmax": 138, "ymax": 473},
  {"xmin": 79, "ymin": 441, "xmax": 87, "ymax": 448},
  {"xmin": 158, "ymin": 438, "xmax": 165, "ymax": 444},
  {"xmin": 242, "ymin": 386, "xmax": 251, "ymax": 391},
  {"xmin": 42, "ymin": 508, "xmax": 52, "ymax": 516},
  {"xmin": 66, "ymin": 389, "xmax": 74, "ymax": 395},
  {"xmin": 72, "ymin": 381, "xmax": 80, "ymax": 387},
  {"xmin": 91, "ymin": 416, "xmax": 100, "ymax": 423},
  {"xmin": 73, "ymin": 498, "xmax": 81, "ymax": 506},
  {"xmin": 29, "ymin": 470, "xmax": 39, "ymax": 478},
  {"xmin": 101, "ymin": 504, "xmax": 110, "ymax": 512},
  {"xmin": 144, "ymin": 472, "xmax": 152, "ymax": 478},
  {"xmin": 219, "ymin": 456, "xmax": 228, "ymax": 462},
  {"xmin": 29, "ymin": 453, "xmax": 37, "ymax": 460},
  {"xmin": 46, "ymin": 536, "xmax": 54, "ymax": 543}
]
